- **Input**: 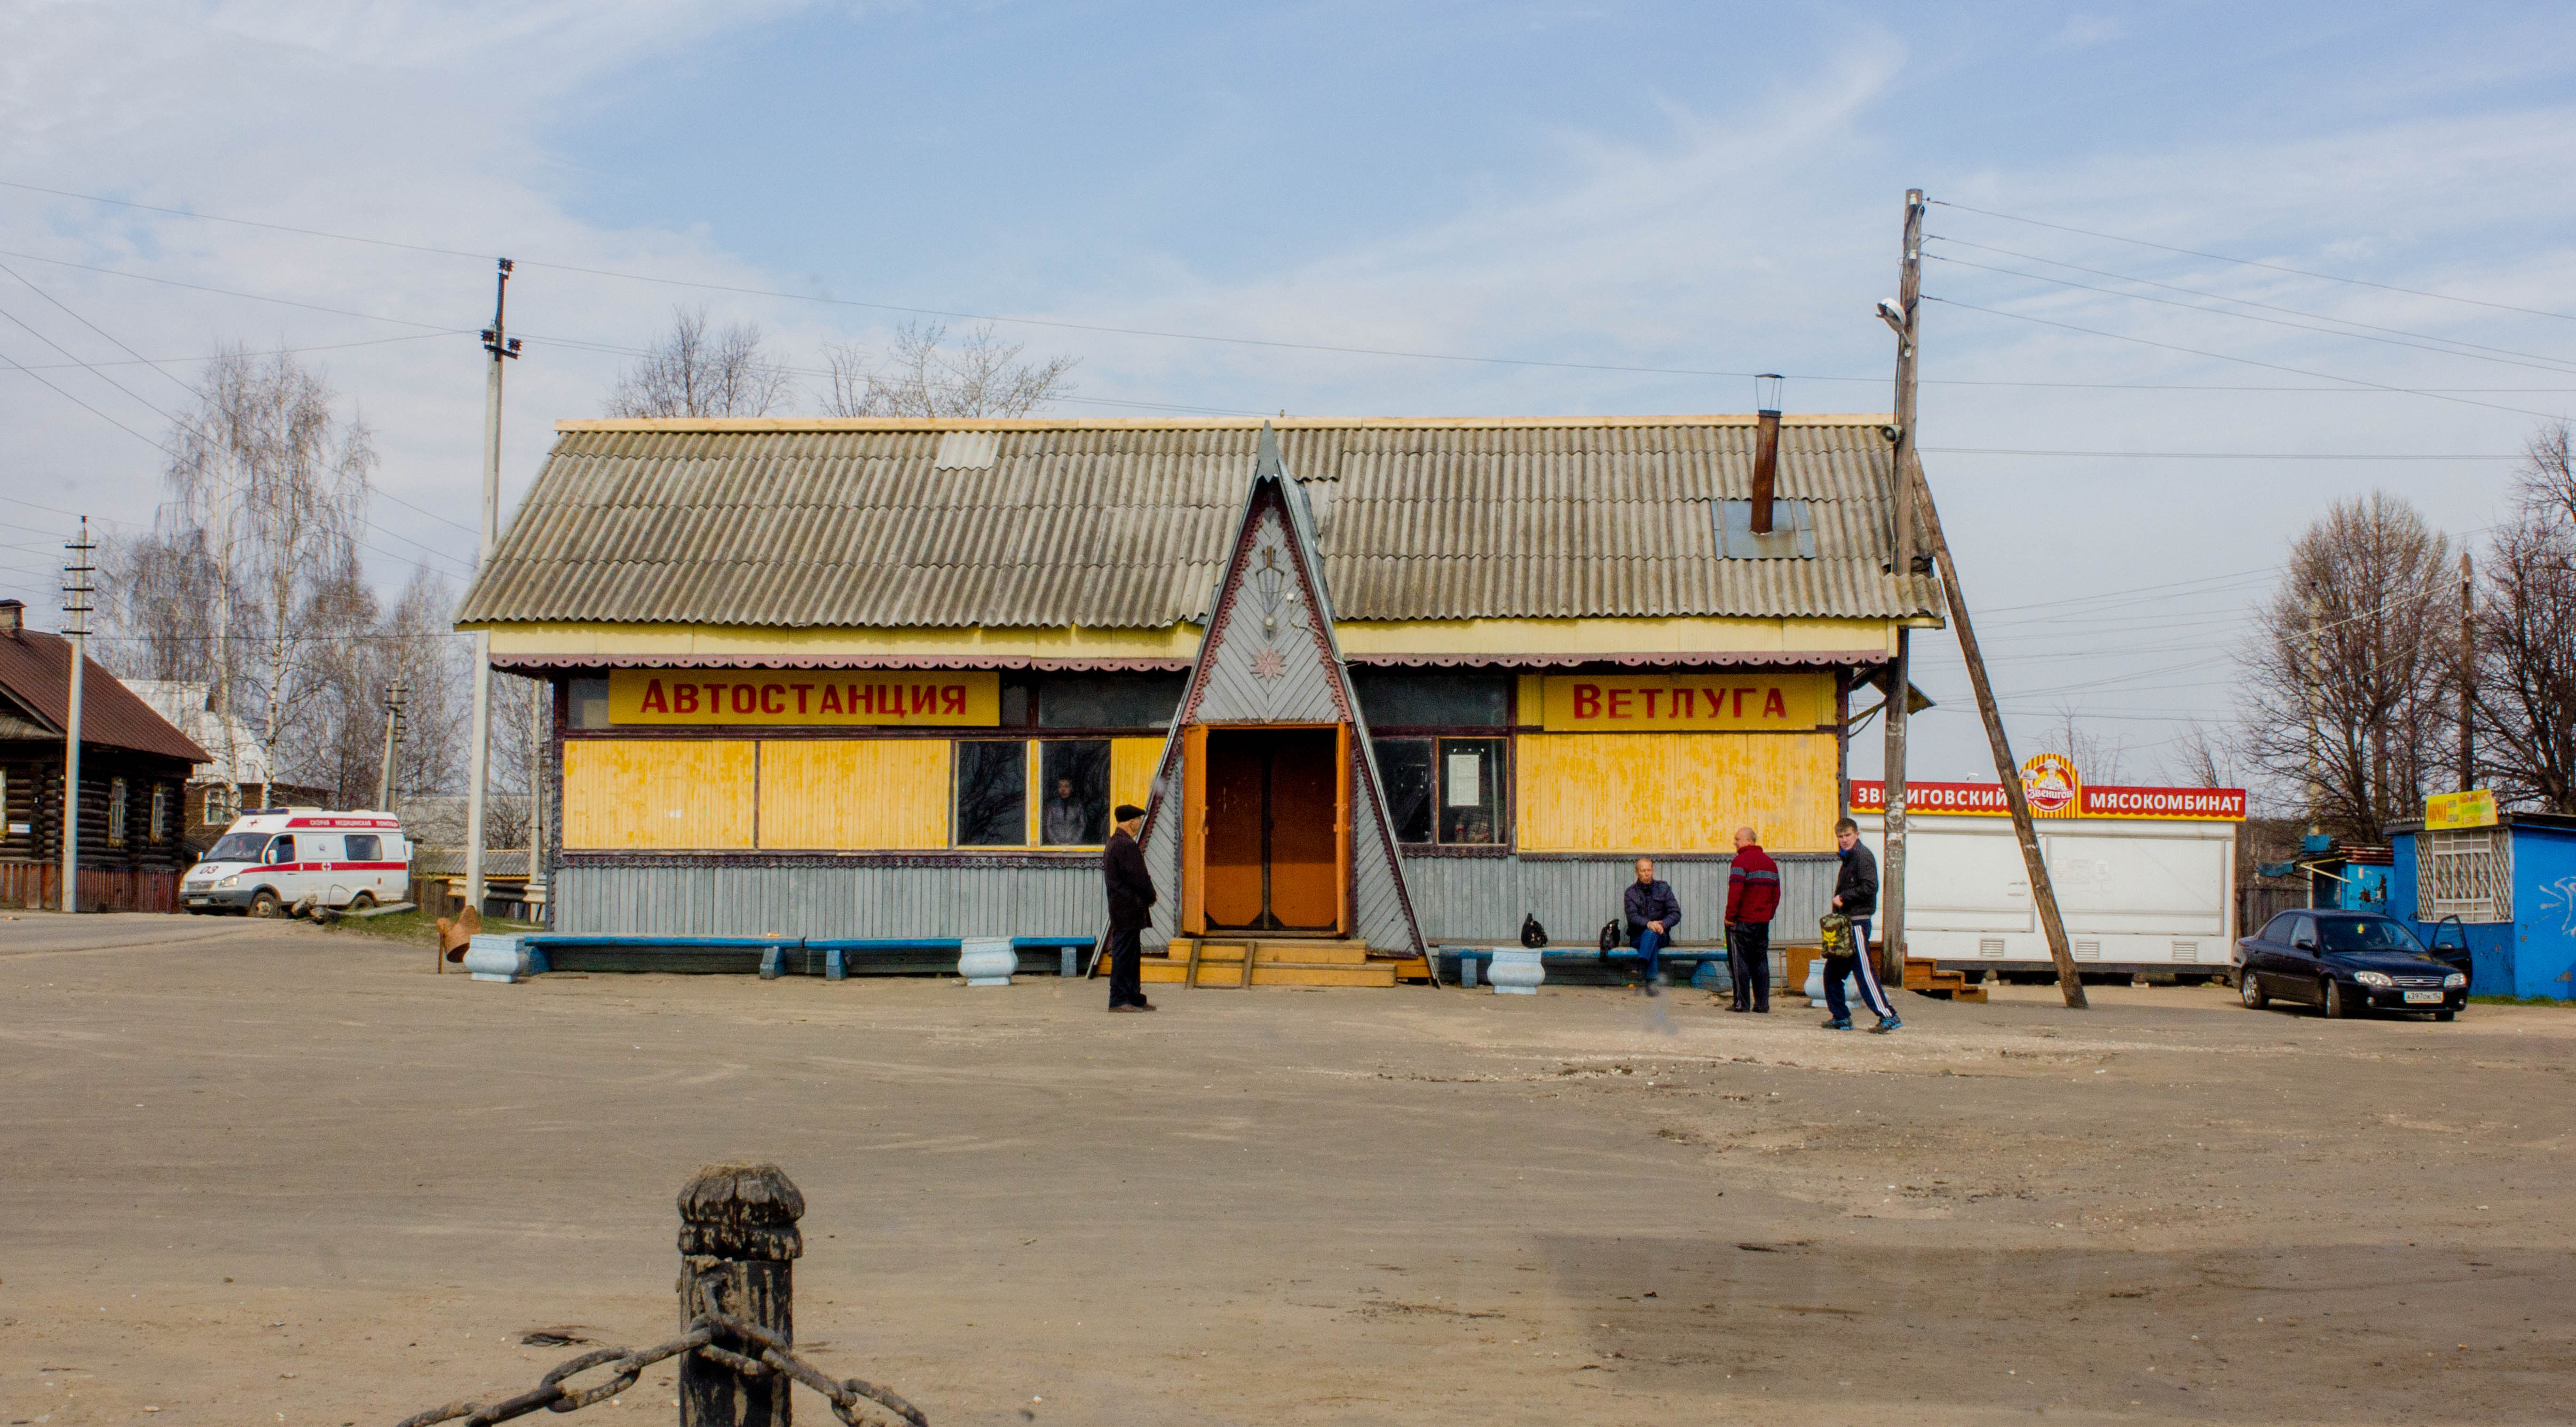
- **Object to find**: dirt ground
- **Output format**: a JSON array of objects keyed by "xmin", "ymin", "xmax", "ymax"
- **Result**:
[{"xmin": 2, "ymin": 913, "xmax": 2570, "ymax": 1426}]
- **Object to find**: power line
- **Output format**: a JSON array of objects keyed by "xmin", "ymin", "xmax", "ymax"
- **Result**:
[
  {"xmin": 1927, "ymin": 199, "xmax": 2576, "ymax": 323},
  {"xmin": 1927, "ymin": 234, "xmax": 2576, "ymax": 371},
  {"xmin": 1925, "ymin": 295, "xmax": 2572, "ymax": 422},
  {"xmin": 1929, "ymin": 251, "xmax": 2576, "ymax": 376},
  {"xmin": 1925, "ymin": 446, "xmax": 2522, "ymax": 460}
]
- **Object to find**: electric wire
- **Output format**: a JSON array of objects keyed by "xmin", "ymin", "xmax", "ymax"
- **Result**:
[
  {"xmin": 1927, "ymin": 199, "xmax": 2576, "ymax": 323},
  {"xmin": 1928, "ymin": 251, "xmax": 2576, "ymax": 376},
  {"xmin": 1925, "ymin": 295, "xmax": 2572, "ymax": 422},
  {"xmin": 1927, "ymin": 234, "xmax": 2576, "ymax": 369}
]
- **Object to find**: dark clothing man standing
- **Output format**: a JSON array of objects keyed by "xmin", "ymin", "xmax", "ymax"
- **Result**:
[
  {"xmin": 1623, "ymin": 858, "xmax": 1682, "ymax": 989},
  {"xmin": 1103, "ymin": 803, "xmax": 1157, "ymax": 1011},
  {"xmin": 1723, "ymin": 827, "xmax": 1779, "ymax": 1012},
  {"xmin": 1824, "ymin": 816, "xmax": 1900, "ymax": 1032}
]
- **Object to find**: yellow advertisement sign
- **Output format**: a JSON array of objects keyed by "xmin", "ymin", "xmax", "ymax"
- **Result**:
[
  {"xmin": 2424, "ymin": 788, "xmax": 2498, "ymax": 830},
  {"xmin": 1538, "ymin": 673, "xmax": 1832, "ymax": 732},
  {"xmin": 608, "ymin": 670, "xmax": 1000, "ymax": 727}
]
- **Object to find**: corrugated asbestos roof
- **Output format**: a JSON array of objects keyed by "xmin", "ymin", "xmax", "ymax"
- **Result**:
[{"xmin": 457, "ymin": 417, "xmax": 1942, "ymax": 629}]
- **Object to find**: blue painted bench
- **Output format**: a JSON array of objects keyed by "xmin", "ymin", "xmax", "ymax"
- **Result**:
[{"xmin": 520, "ymin": 934, "xmax": 1098, "ymax": 979}]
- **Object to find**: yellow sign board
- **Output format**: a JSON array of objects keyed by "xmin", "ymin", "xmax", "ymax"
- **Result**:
[
  {"xmin": 2424, "ymin": 788, "xmax": 2498, "ymax": 830},
  {"xmin": 1538, "ymin": 672, "xmax": 1832, "ymax": 732},
  {"xmin": 608, "ymin": 669, "xmax": 1000, "ymax": 727}
]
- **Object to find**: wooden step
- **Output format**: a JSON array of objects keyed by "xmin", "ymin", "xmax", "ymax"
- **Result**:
[
  {"xmin": 1166, "ymin": 937, "xmax": 1374, "ymax": 965},
  {"xmin": 1138, "ymin": 957, "xmax": 1395, "ymax": 988}
]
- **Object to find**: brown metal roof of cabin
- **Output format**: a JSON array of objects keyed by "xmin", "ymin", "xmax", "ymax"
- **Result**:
[
  {"xmin": 456, "ymin": 416, "xmax": 1942, "ymax": 629},
  {"xmin": 0, "ymin": 629, "xmax": 210, "ymax": 764}
]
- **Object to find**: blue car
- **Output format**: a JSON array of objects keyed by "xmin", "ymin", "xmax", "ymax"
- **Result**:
[{"xmin": 2234, "ymin": 910, "xmax": 2470, "ymax": 1020}]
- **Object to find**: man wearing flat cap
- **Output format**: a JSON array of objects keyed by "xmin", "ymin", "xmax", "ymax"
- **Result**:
[{"xmin": 1102, "ymin": 803, "xmax": 1158, "ymax": 1011}]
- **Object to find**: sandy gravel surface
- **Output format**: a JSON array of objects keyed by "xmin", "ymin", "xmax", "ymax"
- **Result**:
[{"xmin": 2, "ymin": 913, "xmax": 2569, "ymax": 1425}]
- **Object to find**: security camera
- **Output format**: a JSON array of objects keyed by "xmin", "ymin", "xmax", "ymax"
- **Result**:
[{"xmin": 1876, "ymin": 299, "xmax": 1908, "ymax": 336}]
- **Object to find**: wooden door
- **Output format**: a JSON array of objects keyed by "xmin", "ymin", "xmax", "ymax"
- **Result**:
[
  {"xmin": 1181, "ymin": 724, "xmax": 1209, "ymax": 934},
  {"xmin": 1264, "ymin": 728, "xmax": 1339, "ymax": 931}
]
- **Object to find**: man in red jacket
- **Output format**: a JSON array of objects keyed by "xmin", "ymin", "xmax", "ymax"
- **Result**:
[{"xmin": 1723, "ymin": 826, "xmax": 1780, "ymax": 1013}]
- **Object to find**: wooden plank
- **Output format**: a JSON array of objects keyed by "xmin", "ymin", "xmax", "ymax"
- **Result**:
[
  {"xmin": 755, "ymin": 740, "xmax": 949, "ymax": 850},
  {"xmin": 563, "ymin": 740, "xmax": 755, "ymax": 850},
  {"xmin": 1513, "ymin": 731, "xmax": 1840, "ymax": 854}
]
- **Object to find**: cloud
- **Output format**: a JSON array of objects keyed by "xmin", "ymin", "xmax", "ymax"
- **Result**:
[{"xmin": 2048, "ymin": 14, "xmax": 2128, "ymax": 50}]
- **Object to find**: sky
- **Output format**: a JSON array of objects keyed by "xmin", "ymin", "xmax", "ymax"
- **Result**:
[{"xmin": 3, "ymin": 0, "xmax": 2572, "ymax": 788}]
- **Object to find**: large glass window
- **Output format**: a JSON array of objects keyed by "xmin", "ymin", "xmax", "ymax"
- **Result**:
[
  {"xmin": 1374, "ymin": 739, "xmax": 1435, "ymax": 843},
  {"xmin": 1372, "ymin": 736, "xmax": 1504, "ymax": 846},
  {"xmin": 1439, "ymin": 737, "xmax": 1504, "ymax": 844},
  {"xmin": 1039, "ymin": 740, "xmax": 1112, "ymax": 845},
  {"xmin": 955, "ymin": 741, "xmax": 1029, "ymax": 846},
  {"xmin": 345, "ymin": 834, "xmax": 382, "ymax": 862},
  {"xmin": 1352, "ymin": 672, "xmax": 1511, "ymax": 728},
  {"xmin": 568, "ymin": 677, "xmax": 611, "ymax": 730},
  {"xmin": 1039, "ymin": 675, "xmax": 1187, "ymax": 730}
]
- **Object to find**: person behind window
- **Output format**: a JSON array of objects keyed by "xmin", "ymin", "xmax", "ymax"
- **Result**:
[{"xmin": 1044, "ymin": 776, "xmax": 1090, "ymax": 845}]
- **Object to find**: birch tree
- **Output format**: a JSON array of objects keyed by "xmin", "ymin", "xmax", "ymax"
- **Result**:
[
  {"xmin": 162, "ymin": 346, "xmax": 376, "ymax": 807},
  {"xmin": 607, "ymin": 306, "xmax": 794, "ymax": 417}
]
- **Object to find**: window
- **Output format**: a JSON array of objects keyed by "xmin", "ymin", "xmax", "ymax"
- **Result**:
[
  {"xmin": 267, "ymin": 835, "xmax": 296, "ymax": 866},
  {"xmin": 1039, "ymin": 675, "xmax": 1187, "ymax": 730},
  {"xmin": 206, "ymin": 831, "xmax": 268, "ymax": 862},
  {"xmin": 2259, "ymin": 912, "xmax": 2301, "ymax": 944},
  {"xmin": 1351, "ymin": 672, "xmax": 1510, "ymax": 728},
  {"xmin": 955, "ymin": 741, "xmax": 1028, "ymax": 846},
  {"xmin": 344, "ymin": 834, "xmax": 382, "ymax": 862},
  {"xmin": 150, "ymin": 784, "xmax": 169, "ymax": 842},
  {"xmin": 1039, "ymin": 740, "xmax": 1111, "ymax": 845},
  {"xmin": 2422, "ymin": 829, "xmax": 2510, "ymax": 923},
  {"xmin": 203, "ymin": 783, "xmax": 236, "ymax": 825},
  {"xmin": 108, "ymin": 777, "xmax": 128, "ymax": 844},
  {"xmin": 568, "ymin": 677, "xmax": 611, "ymax": 730},
  {"xmin": 1372, "ymin": 736, "xmax": 1505, "ymax": 846}
]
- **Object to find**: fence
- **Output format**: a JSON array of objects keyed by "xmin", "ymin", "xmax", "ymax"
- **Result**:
[
  {"xmin": 0, "ymin": 862, "xmax": 181, "ymax": 913},
  {"xmin": 397, "ymin": 1163, "xmax": 924, "ymax": 1427}
]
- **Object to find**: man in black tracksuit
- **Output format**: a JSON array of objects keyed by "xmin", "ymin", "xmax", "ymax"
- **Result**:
[
  {"xmin": 1823, "ymin": 815, "xmax": 1900, "ymax": 1032},
  {"xmin": 1103, "ymin": 803, "xmax": 1157, "ymax": 1012}
]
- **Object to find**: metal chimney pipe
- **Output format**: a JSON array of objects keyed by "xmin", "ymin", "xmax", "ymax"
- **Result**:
[{"xmin": 1750, "ymin": 374, "xmax": 1783, "ymax": 534}]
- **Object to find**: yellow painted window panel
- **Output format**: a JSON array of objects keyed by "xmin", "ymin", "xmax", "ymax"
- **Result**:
[
  {"xmin": 1515, "ymin": 732, "xmax": 1838, "ymax": 854},
  {"xmin": 1111, "ymin": 736, "xmax": 1165, "ymax": 815},
  {"xmin": 563, "ymin": 740, "xmax": 756, "ymax": 850},
  {"xmin": 756, "ymin": 740, "xmax": 951, "ymax": 850}
]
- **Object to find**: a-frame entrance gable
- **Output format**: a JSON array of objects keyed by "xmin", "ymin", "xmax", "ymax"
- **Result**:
[{"xmin": 1139, "ymin": 426, "xmax": 1428, "ymax": 965}]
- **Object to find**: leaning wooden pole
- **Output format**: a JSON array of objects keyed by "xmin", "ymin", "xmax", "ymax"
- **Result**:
[{"xmin": 1906, "ymin": 457, "xmax": 2087, "ymax": 1009}]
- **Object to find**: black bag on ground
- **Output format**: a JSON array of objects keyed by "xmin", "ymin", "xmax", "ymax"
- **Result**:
[{"xmin": 1520, "ymin": 914, "xmax": 1548, "ymax": 948}]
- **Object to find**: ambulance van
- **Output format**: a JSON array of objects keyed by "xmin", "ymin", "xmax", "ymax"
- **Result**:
[{"xmin": 182, "ymin": 808, "xmax": 412, "ymax": 917}]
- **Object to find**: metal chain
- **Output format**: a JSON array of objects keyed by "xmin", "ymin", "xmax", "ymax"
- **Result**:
[{"xmin": 391, "ymin": 1317, "xmax": 924, "ymax": 1427}]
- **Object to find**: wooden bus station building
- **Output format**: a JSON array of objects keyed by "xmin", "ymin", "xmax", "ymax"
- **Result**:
[{"xmin": 456, "ymin": 416, "xmax": 1941, "ymax": 973}]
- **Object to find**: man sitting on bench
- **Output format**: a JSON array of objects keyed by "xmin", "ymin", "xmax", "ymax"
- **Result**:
[{"xmin": 1623, "ymin": 858, "xmax": 1682, "ymax": 992}]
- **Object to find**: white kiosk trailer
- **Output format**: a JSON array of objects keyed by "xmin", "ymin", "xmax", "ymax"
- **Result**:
[{"xmin": 1850, "ymin": 757, "xmax": 2247, "ymax": 984}]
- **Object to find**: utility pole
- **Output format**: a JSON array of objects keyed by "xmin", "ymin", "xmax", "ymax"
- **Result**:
[
  {"xmin": 2304, "ymin": 599, "xmax": 2324, "ymax": 838},
  {"xmin": 464, "ymin": 258, "xmax": 520, "ymax": 918},
  {"xmin": 376, "ymin": 679, "xmax": 408, "ymax": 811},
  {"xmin": 1902, "ymin": 463, "xmax": 2088, "ymax": 1009},
  {"xmin": 60, "ymin": 519, "xmax": 93, "ymax": 915},
  {"xmin": 526, "ymin": 677, "xmax": 548, "ymax": 914},
  {"xmin": 1875, "ymin": 188, "xmax": 1927, "ymax": 985},
  {"xmin": 2458, "ymin": 551, "xmax": 2474, "ymax": 791}
]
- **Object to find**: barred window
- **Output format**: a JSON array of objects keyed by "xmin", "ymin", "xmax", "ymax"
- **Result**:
[
  {"xmin": 108, "ymin": 777, "xmax": 128, "ymax": 844},
  {"xmin": 2421, "ymin": 829, "xmax": 2510, "ymax": 924},
  {"xmin": 151, "ymin": 783, "xmax": 169, "ymax": 842}
]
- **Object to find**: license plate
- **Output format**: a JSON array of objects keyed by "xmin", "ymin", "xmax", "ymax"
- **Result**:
[{"xmin": 2403, "ymin": 990, "xmax": 2444, "ymax": 1004}]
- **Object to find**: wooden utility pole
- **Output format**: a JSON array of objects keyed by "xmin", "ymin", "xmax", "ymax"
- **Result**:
[
  {"xmin": 2458, "ymin": 550, "xmax": 2474, "ymax": 791},
  {"xmin": 464, "ymin": 258, "xmax": 519, "ymax": 918},
  {"xmin": 1876, "ymin": 188, "xmax": 1926, "ymax": 985},
  {"xmin": 1903, "ymin": 461, "xmax": 2088, "ymax": 1009},
  {"xmin": 60, "ymin": 519, "xmax": 93, "ymax": 914},
  {"xmin": 376, "ymin": 679, "xmax": 407, "ymax": 811}
]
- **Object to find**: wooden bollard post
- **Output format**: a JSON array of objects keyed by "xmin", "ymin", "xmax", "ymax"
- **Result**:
[{"xmin": 678, "ymin": 1163, "xmax": 804, "ymax": 1426}]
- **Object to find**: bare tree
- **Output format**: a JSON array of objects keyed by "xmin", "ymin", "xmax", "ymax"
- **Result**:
[
  {"xmin": 822, "ymin": 321, "xmax": 1078, "ymax": 417},
  {"xmin": 2164, "ymin": 719, "xmax": 2241, "ymax": 790},
  {"xmin": 2037, "ymin": 703, "xmax": 2128, "ymax": 784},
  {"xmin": 2237, "ymin": 493, "xmax": 2455, "ymax": 841},
  {"xmin": 2475, "ymin": 422, "xmax": 2576, "ymax": 812},
  {"xmin": 93, "ymin": 526, "xmax": 227, "ymax": 684},
  {"xmin": 162, "ymin": 346, "xmax": 377, "ymax": 806},
  {"xmin": 607, "ymin": 307, "xmax": 794, "ymax": 418}
]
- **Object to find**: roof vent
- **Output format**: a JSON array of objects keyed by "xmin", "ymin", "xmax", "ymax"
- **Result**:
[
  {"xmin": 933, "ymin": 431, "xmax": 1000, "ymax": 470},
  {"xmin": 1750, "ymin": 374, "xmax": 1783, "ymax": 533}
]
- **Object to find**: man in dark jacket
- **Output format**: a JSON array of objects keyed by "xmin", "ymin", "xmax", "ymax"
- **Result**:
[
  {"xmin": 1623, "ymin": 858, "xmax": 1682, "ymax": 991},
  {"xmin": 1102, "ymin": 803, "xmax": 1157, "ymax": 1012},
  {"xmin": 1823, "ymin": 816, "xmax": 1899, "ymax": 1032},
  {"xmin": 1723, "ymin": 826, "xmax": 1780, "ymax": 1012}
]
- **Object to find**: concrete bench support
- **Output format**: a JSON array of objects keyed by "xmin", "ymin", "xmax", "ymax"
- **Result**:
[
  {"xmin": 463, "ymin": 933, "xmax": 533, "ymax": 983},
  {"xmin": 959, "ymin": 937, "xmax": 1017, "ymax": 986},
  {"xmin": 1488, "ymin": 946, "xmax": 1544, "ymax": 995}
]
